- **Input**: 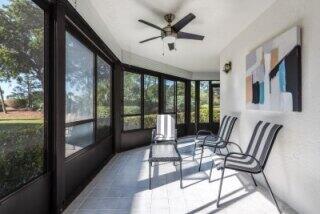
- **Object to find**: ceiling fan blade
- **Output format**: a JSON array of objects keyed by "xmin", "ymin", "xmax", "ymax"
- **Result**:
[
  {"xmin": 168, "ymin": 43, "xmax": 175, "ymax": 51},
  {"xmin": 139, "ymin": 36, "xmax": 161, "ymax": 43},
  {"xmin": 177, "ymin": 32, "xmax": 204, "ymax": 40},
  {"xmin": 172, "ymin": 13, "xmax": 196, "ymax": 32},
  {"xmin": 138, "ymin": 19, "xmax": 163, "ymax": 31}
]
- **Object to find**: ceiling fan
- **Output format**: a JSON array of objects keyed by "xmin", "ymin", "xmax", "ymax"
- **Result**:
[{"xmin": 139, "ymin": 13, "xmax": 204, "ymax": 51}]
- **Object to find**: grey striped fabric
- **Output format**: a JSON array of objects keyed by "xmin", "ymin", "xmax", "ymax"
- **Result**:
[
  {"xmin": 154, "ymin": 114, "xmax": 176, "ymax": 141},
  {"xmin": 196, "ymin": 115, "xmax": 237, "ymax": 144},
  {"xmin": 223, "ymin": 121, "xmax": 283, "ymax": 173}
]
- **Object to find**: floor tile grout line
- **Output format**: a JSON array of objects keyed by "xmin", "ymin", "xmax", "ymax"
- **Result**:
[{"xmin": 73, "ymin": 154, "xmax": 122, "ymax": 212}]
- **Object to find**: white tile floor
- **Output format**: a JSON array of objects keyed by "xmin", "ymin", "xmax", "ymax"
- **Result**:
[{"xmin": 64, "ymin": 137, "xmax": 297, "ymax": 214}]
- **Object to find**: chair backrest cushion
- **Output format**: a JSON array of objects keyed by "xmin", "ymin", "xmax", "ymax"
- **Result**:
[
  {"xmin": 217, "ymin": 115, "xmax": 238, "ymax": 141},
  {"xmin": 245, "ymin": 121, "xmax": 283, "ymax": 168},
  {"xmin": 155, "ymin": 114, "xmax": 176, "ymax": 140}
]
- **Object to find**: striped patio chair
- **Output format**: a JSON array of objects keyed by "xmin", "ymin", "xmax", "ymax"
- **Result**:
[
  {"xmin": 195, "ymin": 115, "xmax": 238, "ymax": 170},
  {"xmin": 216, "ymin": 121, "xmax": 283, "ymax": 213},
  {"xmin": 152, "ymin": 114, "xmax": 177, "ymax": 144}
]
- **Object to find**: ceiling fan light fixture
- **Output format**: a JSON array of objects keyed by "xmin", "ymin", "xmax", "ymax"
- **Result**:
[{"xmin": 162, "ymin": 35, "xmax": 176, "ymax": 44}]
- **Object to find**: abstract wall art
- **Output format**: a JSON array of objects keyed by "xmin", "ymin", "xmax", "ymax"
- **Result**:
[{"xmin": 246, "ymin": 26, "xmax": 302, "ymax": 112}]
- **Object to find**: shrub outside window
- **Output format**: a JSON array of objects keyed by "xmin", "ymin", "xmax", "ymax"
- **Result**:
[
  {"xmin": 123, "ymin": 71, "xmax": 142, "ymax": 130},
  {"xmin": 177, "ymin": 81, "xmax": 185, "ymax": 124},
  {"xmin": 144, "ymin": 75, "xmax": 158, "ymax": 129},
  {"xmin": 212, "ymin": 81, "xmax": 220, "ymax": 123},
  {"xmin": 190, "ymin": 81, "xmax": 196, "ymax": 123},
  {"xmin": 199, "ymin": 81, "xmax": 209, "ymax": 123},
  {"xmin": 164, "ymin": 79, "xmax": 176, "ymax": 113},
  {"xmin": 96, "ymin": 56, "xmax": 112, "ymax": 140}
]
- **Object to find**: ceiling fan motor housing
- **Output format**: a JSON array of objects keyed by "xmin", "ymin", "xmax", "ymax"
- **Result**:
[
  {"xmin": 162, "ymin": 26, "xmax": 177, "ymax": 38},
  {"xmin": 164, "ymin": 14, "xmax": 175, "ymax": 23}
]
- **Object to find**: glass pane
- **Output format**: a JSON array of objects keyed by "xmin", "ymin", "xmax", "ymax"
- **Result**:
[
  {"xmin": 97, "ymin": 56, "xmax": 112, "ymax": 140},
  {"xmin": 177, "ymin": 81, "xmax": 185, "ymax": 124},
  {"xmin": 124, "ymin": 72, "xmax": 141, "ymax": 115},
  {"xmin": 164, "ymin": 80, "xmax": 175, "ymax": 113},
  {"xmin": 65, "ymin": 123, "xmax": 94, "ymax": 157},
  {"xmin": 144, "ymin": 75, "xmax": 158, "ymax": 128},
  {"xmin": 199, "ymin": 81, "xmax": 209, "ymax": 123},
  {"xmin": 212, "ymin": 82, "xmax": 220, "ymax": 123},
  {"xmin": 0, "ymin": 0, "xmax": 45, "ymax": 199},
  {"xmin": 190, "ymin": 81, "xmax": 196, "ymax": 123},
  {"xmin": 123, "ymin": 116, "xmax": 141, "ymax": 131},
  {"xmin": 144, "ymin": 114, "xmax": 157, "ymax": 129},
  {"xmin": 65, "ymin": 32, "xmax": 94, "ymax": 123}
]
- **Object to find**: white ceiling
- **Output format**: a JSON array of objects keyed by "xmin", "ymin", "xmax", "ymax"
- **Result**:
[{"xmin": 87, "ymin": 0, "xmax": 276, "ymax": 72}]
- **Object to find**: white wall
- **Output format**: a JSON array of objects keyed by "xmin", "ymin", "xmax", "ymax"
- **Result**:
[
  {"xmin": 220, "ymin": 0, "xmax": 320, "ymax": 213},
  {"xmin": 121, "ymin": 50, "xmax": 193, "ymax": 79},
  {"xmin": 192, "ymin": 72, "xmax": 220, "ymax": 80}
]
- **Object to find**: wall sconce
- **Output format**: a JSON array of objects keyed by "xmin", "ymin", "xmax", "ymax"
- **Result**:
[{"xmin": 223, "ymin": 61, "xmax": 232, "ymax": 73}]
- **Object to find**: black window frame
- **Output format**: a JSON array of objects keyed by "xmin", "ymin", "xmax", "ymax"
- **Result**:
[
  {"xmin": 122, "ymin": 70, "xmax": 143, "ymax": 131},
  {"xmin": 0, "ymin": 0, "xmax": 50, "ymax": 202},
  {"xmin": 64, "ymin": 21, "xmax": 114, "ymax": 160},
  {"xmin": 190, "ymin": 80, "xmax": 220, "ymax": 127},
  {"xmin": 121, "ymin": 64, "xmax": 188, "ymax": 132}
]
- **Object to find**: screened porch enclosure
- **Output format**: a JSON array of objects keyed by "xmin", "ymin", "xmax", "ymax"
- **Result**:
[
  {"xmin": 0, "ymin": 1, "xmax": 220, "ymax": 213},
  {"xmin": 0, "ymin": 0, "xmax": 301, "ymax": 214}
]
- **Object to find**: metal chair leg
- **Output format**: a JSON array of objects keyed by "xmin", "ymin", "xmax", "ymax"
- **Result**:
[
  {"xmin": 262, "ymin": 171, "xmax": 281, "ymax": 213},
  {"xmin": 198, "ymin": 145, "xmax": 205, "ymax": 171},
  {"xmin": 193, "ymin": 143, "xmax": 197, "ymax": 160},
  {"xmin": 226, "ymin": 146, "xmax": 230, "ymax": 154},
  {"xmin": 251, "ymin": 173, "xmax": 257, "ymax": 186},
  {"xmin": 180, "ymin": 161, "xmax": 183, "ymax": 188},
  {"xmin": 209, "ymin": 147, "xmax": 217, "ymax": 182},
  {"xmin": 217, "ymin": 167, "xmax": 225, "ymax": 207},
  {"xmin": 149, "ymin": 162, "xmax": 152, "ymax": 190},
  {"xmin": 209, "ymin": 159, "xmax": 215, "ymax": 182}
]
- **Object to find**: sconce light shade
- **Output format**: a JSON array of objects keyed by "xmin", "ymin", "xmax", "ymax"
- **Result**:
[{"xmin": 223, "ymin": 61, "xmax": 232, "ymax": 73}]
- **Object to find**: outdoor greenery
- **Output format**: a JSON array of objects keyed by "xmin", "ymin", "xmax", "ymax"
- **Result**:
[
  {"xmin": 96, "ymin": 56, "xmax": 112, "ymax": 140},
  {"xmin": 0, "ymin": 120, "xmax": 44, "ymax": 198},
  {"xmin": 144, "ymin": 75, "xmax": 158, "ymax": 128},
  {"xmin": 0, "ymin": 0, "xmax": 45, "ymax": 198},
  {"xmin": 177, "ymin": 81, "xmax": 185, "ymax": 124},
  {"xmin": 65, "ymin": 32, "xmax": 94, "ymax": 123}
]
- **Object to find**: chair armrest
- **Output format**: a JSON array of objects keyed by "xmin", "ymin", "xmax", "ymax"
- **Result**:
[
  {"xmin": 214, "ymin": 141, "xmax": 243, "ymax": 153},
  {"xmin": 196, "ymin": 130, "xmax": 214, "ymax": 139},
  {"xmin": 226, "ymin": 141, "xmax": 243, "ymax": 153},
  {"xmin": 224, "ymin": 152, "xmax": 262, "ymax": 169}
]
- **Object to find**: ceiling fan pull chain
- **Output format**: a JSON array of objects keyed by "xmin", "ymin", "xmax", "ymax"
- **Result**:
[{"xmin": 162, "ymin": 41, "xmax": 165, "ymax": 56}]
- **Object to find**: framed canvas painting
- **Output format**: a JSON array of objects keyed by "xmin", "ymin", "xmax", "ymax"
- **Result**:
[{"xmin": 246, "ymin": 26, "xmax": 302, "ymax": 112}]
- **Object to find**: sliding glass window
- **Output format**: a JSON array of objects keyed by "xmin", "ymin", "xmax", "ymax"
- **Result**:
[
  {"xmin": 144, "ymin": 75, "xmax": 159, "ymax": 129},
  {"xmin": 199, "ymin": 81, "xmax": 209, "ymax": 123},
  {"xmin": 177, "ymin": 81, "xmax": 185, "ymax": 124},
  {"xmin": 0, "ymin": 0, "xmax": 45, "ymax": 199},
  {"xmin": 96, "ymin": 56, "xmax": 112, "ymax": 141},
  {"xmin": 123, "ymin": 71, "xmax": 142, "ymax": 130},
  {"xmin": 65, "ymin": 32, "xmax": 94, "ymax": 157},
  {"xmin": 164, "ymin": 79, "xmax": 176, "ymax": 113}
]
